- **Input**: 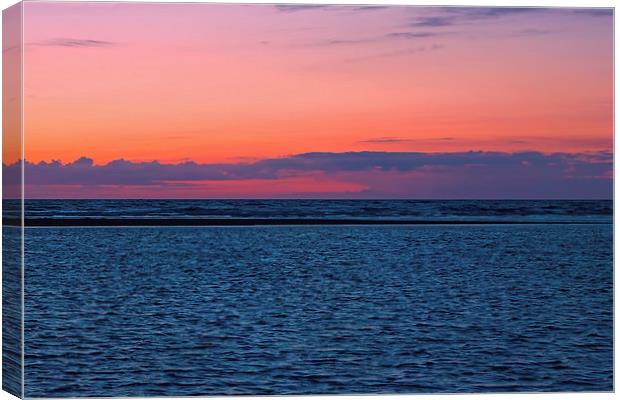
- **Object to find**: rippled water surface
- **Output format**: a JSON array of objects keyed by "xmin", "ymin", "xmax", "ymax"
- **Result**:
[
  {"xmin": 24, "ymin": 224, "xmax": 612, "ymax": 396},
  {"xmin": 16, "ymin": 199, "xmax": 613, "ymax": 222}
]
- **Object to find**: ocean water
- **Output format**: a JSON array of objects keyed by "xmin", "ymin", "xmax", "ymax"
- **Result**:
[
  {"xmin": 21, "ymin": 201, "xmax": 612, "ymax": 396},
  {"xmin": 18, "ymin": 199, "xmax": 613, "ymax": 223},
  {"xmin": 3, "ymin": 227, "xmax": 22, "ymax": 397}
]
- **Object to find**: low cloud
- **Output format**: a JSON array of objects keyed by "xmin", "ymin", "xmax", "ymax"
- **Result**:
[{"xmin": 4, "ymin": 150, "xmax": 612, "ymax": 199}]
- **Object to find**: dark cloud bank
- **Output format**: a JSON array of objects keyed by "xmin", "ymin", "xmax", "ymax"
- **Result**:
[{"xmin": 3, "ymin": 151, "xmax": 612, "ymax": 199}]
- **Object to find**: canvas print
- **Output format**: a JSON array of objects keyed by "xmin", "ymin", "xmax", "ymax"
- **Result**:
[{"xmin": 2, "ymin": 2, "xmax": 614, "ymax": 397}]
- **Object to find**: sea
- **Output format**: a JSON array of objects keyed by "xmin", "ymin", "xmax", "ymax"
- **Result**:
[{"xmin": 6, "ymin": 200, "xmax": 614, "ymax": 396}]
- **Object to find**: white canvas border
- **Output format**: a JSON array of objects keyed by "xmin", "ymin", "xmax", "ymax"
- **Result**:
[{"xmin": 0, "ymin": 0, "xmax": 615, "ymax": 399}]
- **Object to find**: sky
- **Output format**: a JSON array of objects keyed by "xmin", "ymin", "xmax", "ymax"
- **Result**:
[{"xmin": 4, "ymin": 3, "xmax": 614, "ymax": 198}]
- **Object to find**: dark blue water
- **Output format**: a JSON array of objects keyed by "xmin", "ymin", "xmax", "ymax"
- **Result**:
[
  {"xmin": 3, "ymin": 226, "xmax": 22, "ymax": 397},
  {"xmin": 22, "ymin": 201, "xmax": 613, "ymax": 396},
  {"xmin": 18, "ymin": 199, "xmax": 613, "ymax": 223}
]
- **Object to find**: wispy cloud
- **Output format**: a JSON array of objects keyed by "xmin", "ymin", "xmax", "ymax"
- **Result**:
[
  {"xmin": 313, "ymin": 37, "xmax": 378, "ymax": 46},
  {"xmin": 360, "ymin": 136, "xmax": 456, "ymax": 144},
  {"xmin": 2, "ymin": 45, "xmax": 20, "ymax": 54},
  {"xmin": 361, "ymin": 137, "xmax": 412, "ymax": 143},
  {"xmin": 442, "ymin": 7, "xmax": 547, "ymax": 19},
  {"xmin": 352, "ymin": 6, "xmax": 389, "ymax": 12},
  {"xmin": 509, "ymin": 28, "xmax": 551, "ymax": 37},
  {"xmin": 275, "ymin": 4, "xmax": 388, "ymax": 13},
  {"xmin": 573, "ymin": 8, "xmax": 613, "ymax": 17},
  {"xmin": 409, "ymin": 7, "xmax": 549, "ymax": 29},
  {"xmin": 410, "ymin": 16, "xmax": 456, "ymax": 28},
  {"xmin": 274, "ymin": 4, "xmax": 329, "ymax": 13},
  {"xmin": 385, "ymin": 32, "xmax": 442, "ymax": 39},
  {"xmin": 31, "ymin": 38, "xmax": 117, "ymax": 48},
  {"xmin": 408, "ymin": 6, "xmax": 609, "ymax": 32},
  {"xmin": 310, "ymin": 31, "xmax": 442, "ymax": 47},
  {"xmin": 344, "ymin": 44, "xmax": 443, "ymax": 63}
]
